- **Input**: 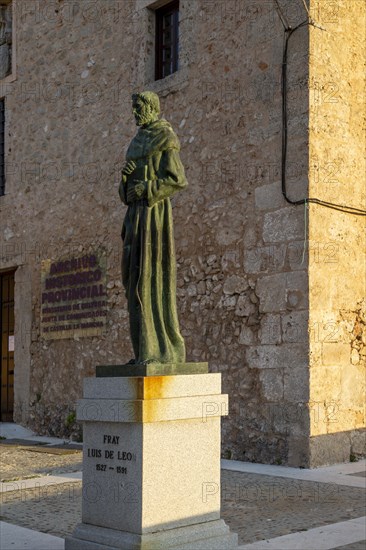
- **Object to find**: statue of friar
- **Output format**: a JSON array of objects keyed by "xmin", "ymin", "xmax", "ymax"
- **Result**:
[{"xmin": 119, "ymin": 91, "xmax": 187, "ymax": 365}]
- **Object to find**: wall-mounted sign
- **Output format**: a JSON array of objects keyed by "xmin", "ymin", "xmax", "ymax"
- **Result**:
[{"xmin": 41, "ymin": 254, "xmax": 107, "ymax": 339}]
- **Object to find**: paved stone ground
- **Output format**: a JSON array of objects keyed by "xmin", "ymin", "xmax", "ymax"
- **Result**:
[
  {"xmin": 221, "ymin": 470, "xmax": 365, "ymax": 545},
  {"xmin": 0, "ymin": 444, "xmax": 365, "ymax": 546},
  {"xmin": 1, "ymin": 483, "xmax": 82, "ymax": 539},
  {"xmin": 0, "ymin": 444, "xmax": 82, "ymax": 482}
]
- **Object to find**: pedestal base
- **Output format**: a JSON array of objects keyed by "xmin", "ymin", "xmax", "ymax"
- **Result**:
[
  {"xmin": 96, "ymin": 362, "xmax": 208, "ymax": 377},
  {"xmin": 66, "ymin": 371, "xmax": 237, "ymax": 549},
  {"xmin": 65, "ymin": 519, "xmax": 237, "ymax": 549}
]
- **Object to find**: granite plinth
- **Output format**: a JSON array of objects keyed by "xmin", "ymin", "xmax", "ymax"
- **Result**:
[
  {"xmin": 65, "ymin": 520, "xmax": 238, "ymax": 549},
  {"xmin": 96, "ymin": 362, "xmax": 208, "ymax": 377},
  {"xmin": 83, "ymin": 373, "xmax": 221, "ymax": 400},
  {"xmin": 66, "ymin": 370, "xmax": 237, "ymax": 549}
]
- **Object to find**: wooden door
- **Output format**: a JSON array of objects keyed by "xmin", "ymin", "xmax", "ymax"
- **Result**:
[{"xmin": 1, "ymin": 271, "xmax": 15, "ymax": 421}]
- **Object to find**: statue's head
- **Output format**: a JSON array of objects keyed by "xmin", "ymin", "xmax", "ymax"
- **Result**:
[{"xmin": 132, "ymin": 91, "xmax": 160, "ymax": 127}]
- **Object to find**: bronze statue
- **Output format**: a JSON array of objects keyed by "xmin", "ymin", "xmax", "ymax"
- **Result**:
[{"xmin": 119, "ymin": 91, "xmax": 187, "ymax": 365}]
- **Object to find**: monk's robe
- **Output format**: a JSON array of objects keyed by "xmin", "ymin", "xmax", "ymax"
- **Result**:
[{"xmin": 119, "ymin": 118, "xmax": 187, "ymax": 364}]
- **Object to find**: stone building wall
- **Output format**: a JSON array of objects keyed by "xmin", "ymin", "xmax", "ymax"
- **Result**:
[
  {"xmin": 0, "ymin": 0, "xmax": 12, "ymax": 79},
  {"xmin": 0, "ymin": 0, "xmax": 363, "ymax": 466},
  {"xmin": 308, "ymin": 0, "xmax": 366, "ymax": 465}
]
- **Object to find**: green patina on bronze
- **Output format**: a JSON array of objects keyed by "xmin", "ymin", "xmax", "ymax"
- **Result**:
[
  {"xmin": 119, "ymin": 91, "xmax": 187, "ymax": 365},
  {"xmin": 96, "ymin": 363, "xmax": 209, "ymax": 378}
]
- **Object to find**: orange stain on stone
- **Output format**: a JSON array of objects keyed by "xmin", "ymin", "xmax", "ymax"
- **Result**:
[
  {"xmin": 135, "ymin": 376, "xmax": 172, "ymax": 423},
  {"xmin": 143, "ymin": 376, "xmax": 171, "ymax": 400}
]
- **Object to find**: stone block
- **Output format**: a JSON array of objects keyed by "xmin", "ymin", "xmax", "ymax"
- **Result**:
[
  {"xmin": 246, "ymin": 344, "xmax": 308, "ymax": 370},
  {"xmin": 255, "ymin": 181, "xmax": 285, "ymax": 210},
  {"xmin": 309, "ymin": 400, "xmax": 346, "ymax": 437},
  {"xmin": 263, "ymin": 401, "xmax": 309, "ymax": 438},
  {"xmin": 66, "ymin": 519, "xmax": 237, "ymax": 549},
  {"xmin": 256, "ymin": 273, "xmax": 286, "ymax": 312},
  {"xmin": 340, "ymin": 363, "xmax": 366, "ymax": 408},
  {"xmin": 285, "ymin": 271, "xmax": 308, "ymax": 310},
  {"xmin": 77, "ymin": 394, "xmax": 228, "ymax": 423},
  {"xmin": 310, "ymin": 365, "xmax": 341, "ymax": 404},
  {"xmin": 80, "ymin": 419, "xmax": 221, "ymax": 534},
  {"xmin": 256, "ymin": 271, "xmax": 307, "ymax": 313},
  {"xmin": 235, "ymin": 294, "xmax": 256, "ymax": 317},
  {"xmin": 323, "ymin": 408, "xmax": 366, "ymax": 433},
  {"xmin": 259, "ymin": 313, "xmax": 281, "ymax": 344},
  {"xmin": 309, "ymin": 432, "xmax": 351, "ymax": 468},
  {"xmin": 263, "ymin": 208, "xmax": 304, "ymax": 243},
  {"xmin": 322, "ymin": 343, "xmax": 351, "ymax": 366},
  {"xmin": 283, "ymin": 177, "xmax": 308, "ymax": 204},
  {"xmin": 281, "ymin": 310, "xmax": 308, "ymax": 343},
  {"xmin": 83, "ymin": 373, "xmax": 222, "ymax": 400},
  {"xmin": 288, "ymin": 241, "xmax": 308, "ymax": 270},
  {"xmin": 238, "ymin": 325, "xmax": 254, "ymax": 345},
  {"xmin": 287, "ymin": 436, "xmax": 310, "ymax": 468},
  {"xmin": 258, "ymin": 368, "xmax": 284, "ymax": 400},
  {"xmin": 286, "ymin": 270, "xmax": 308, "ymax": 288},
  {"xmin": 243, "ymin": 225, "xmax": 258, "ymax": 247},
  {"xmin": 243, "ymin": 244, "xmax": 287, "ymax": 274},
  {"xmin": 283, "ymin": 367, "xmax": 309, "ymax": 402},
  {"xmin": 350, "ymin": 429, "xmax": 366, "ymax": 456},
  {"xmin": 223, "ymin": 275, "xmax": 248, "ymax": 295}
]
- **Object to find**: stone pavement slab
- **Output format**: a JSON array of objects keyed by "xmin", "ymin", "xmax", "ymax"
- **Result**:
[
  {"xmin": 0, "ymin": 521, "xmax": 64, "ymax": 549},
  {"xmin": 0, "ymin": 423, "xmax": 34, "ymax": 439},
  {"xmin": 222, "ymin": 459, "xmax": 366, "ymax": 488},
  {"xmin": 1, "ymin": 472, "xmax": 82, "ymax": 493},
  {"xmin": 237, "ymin": 517, "xmax": 366, "ymax": 549},
  {"xmin": 0, "ymin": 421, "xmax": 81, "ymax": 446}
]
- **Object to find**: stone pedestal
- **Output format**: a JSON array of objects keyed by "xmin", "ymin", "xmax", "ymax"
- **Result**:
[{"xmin": 65, "ymin": 368, "xmax": 238, "ymax": 549}]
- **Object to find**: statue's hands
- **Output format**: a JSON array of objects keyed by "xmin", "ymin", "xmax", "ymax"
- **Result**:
[
  {"xmin": 127, "ymin": 180, "xmax": 147, "ymax": 203},
  {"xmin": 122, "ymin": 160, "xmax": 136, "ymax": 176},
  {"xmin": 121, "ymin": 160, "xmax": 136, "ymax": 183}
]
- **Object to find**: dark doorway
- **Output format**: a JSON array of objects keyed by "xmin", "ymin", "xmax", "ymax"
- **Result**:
[{"xmin": 0, "ymin": 270, "xmax": 15, "ymax": 421}]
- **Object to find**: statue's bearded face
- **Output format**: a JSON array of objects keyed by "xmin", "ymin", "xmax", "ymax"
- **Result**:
[{"xmin": 133, "ymin": 99, "xmax": 154, "ymax": 127}]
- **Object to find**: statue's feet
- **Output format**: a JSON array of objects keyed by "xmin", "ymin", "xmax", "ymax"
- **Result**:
[
  {"xmin": 126, "ymin": 358, "xmax": 160, "ymax": 366},
  {"xmin": 140, "ymin": 358, "xmax": 159, "ymax": 366}
]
